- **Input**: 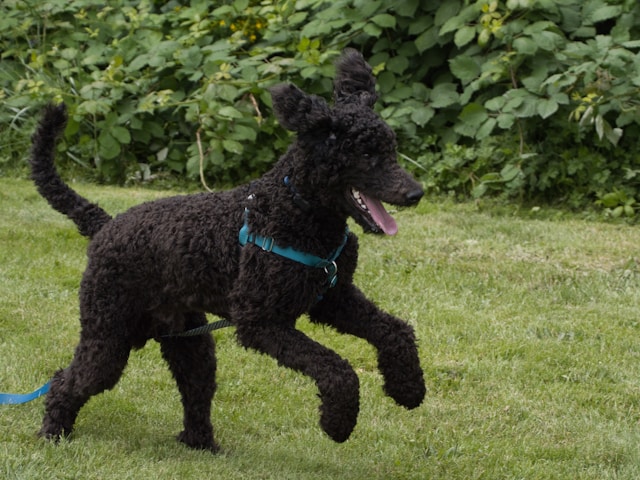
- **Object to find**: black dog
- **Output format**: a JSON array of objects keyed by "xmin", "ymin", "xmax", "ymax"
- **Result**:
[{"xmin": 30, "ymin": 49, "xmax": 425, "ymax": 452}]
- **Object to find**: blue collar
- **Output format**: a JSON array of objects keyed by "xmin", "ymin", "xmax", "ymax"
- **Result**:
[{"xmin": 238, "ymin": 208, "xmax": 349, "ymax": 289}]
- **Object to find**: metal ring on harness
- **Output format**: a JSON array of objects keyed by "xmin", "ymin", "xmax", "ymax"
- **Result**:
[{"xmin": 322, "ymin": 261, "xmax": 339, "ymax": 288}]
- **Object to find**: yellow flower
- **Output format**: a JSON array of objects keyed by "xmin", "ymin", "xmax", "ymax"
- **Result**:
[{"xmin": 219, "ymin": 20, "xmax": 226, "ymax": 27}]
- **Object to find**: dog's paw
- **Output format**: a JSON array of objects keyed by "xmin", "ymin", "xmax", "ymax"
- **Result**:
[
  {"xmin": 317, "ymin": 372, "xmax": 360, "ymax": 443},
  {"xmin": 177, "ymin": 430, "xmax": 220, "ymax": 453},
  {"xmin": 383, "ymin": 375, "xmax": 426, "ymax": 410},
  {"xmin": 377, "ymin": 339, "xmax": 426, "ymax": 409},
  {"xmin": 38, "ymin": 423, "xmax": 70, "ymax": 443},
  {"xmin": 319, "ymin": 404, "xmax": 358, "ymax": 443}
]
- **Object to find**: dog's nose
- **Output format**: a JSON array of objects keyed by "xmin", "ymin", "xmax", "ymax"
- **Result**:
[{"xmin": 405, "ymin": 188, "xmax": 424, "ymax": 205}]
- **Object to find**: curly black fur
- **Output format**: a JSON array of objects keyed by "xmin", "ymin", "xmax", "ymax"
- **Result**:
[{"xmin": 30, "ymin": 49, "xmax": 426, "ymax": 452}]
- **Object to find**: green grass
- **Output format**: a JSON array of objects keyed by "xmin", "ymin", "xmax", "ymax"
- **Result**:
[{"xmin": 1, "ymin": 177, "xmax": 640, "ymax": 479}]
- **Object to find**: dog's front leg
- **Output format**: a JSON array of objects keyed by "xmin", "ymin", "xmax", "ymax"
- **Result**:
[
  {"xmin": 233, "ymin": 318, "xmax": 360, "ymax": 443},
  {"xmin": 310, "ymin": 283, "xmax": 425, "ymax": 410}
]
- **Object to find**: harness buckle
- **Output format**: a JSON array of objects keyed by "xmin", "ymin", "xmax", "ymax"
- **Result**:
[{"xmin": 260, "ymin": 236, "xmax": 275, "ymax": 252}]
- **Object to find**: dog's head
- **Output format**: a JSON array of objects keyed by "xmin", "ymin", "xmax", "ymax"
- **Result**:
[{"xmin": 270, "ymin": 49, "xmax": 423, "ymax": 235}]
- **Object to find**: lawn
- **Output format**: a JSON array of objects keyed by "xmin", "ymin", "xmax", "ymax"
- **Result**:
[{"xmin": 1, "ymin": 177, "xmax": 639, "ymax": 479}]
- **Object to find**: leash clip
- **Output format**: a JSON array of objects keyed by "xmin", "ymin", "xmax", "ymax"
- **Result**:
[{"xmin": 322, "ymin": 261, "xmax": 339, "ymax": 288}]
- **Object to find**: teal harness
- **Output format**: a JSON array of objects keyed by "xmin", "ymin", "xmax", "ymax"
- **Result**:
[{"xmin": 238, "ymin": 207, "xmax": 349, "ymax": 289}]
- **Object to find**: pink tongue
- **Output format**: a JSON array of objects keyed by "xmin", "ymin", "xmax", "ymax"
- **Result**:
[{"xmin": 360, "ymin": 193, "xmax": 398, "ymax": 235}]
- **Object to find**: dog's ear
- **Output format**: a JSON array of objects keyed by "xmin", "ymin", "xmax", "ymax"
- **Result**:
[
  {"xmin": 270, "ymin": 83, "xmax": 331, "ymax": 133},
  {"xmin": 333, "ymin": 48, "xmax": 378, "ymax": 107}
]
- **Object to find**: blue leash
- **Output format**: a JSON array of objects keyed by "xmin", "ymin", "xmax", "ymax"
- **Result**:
[
  {"xmin": 1, "ymin": 320, "xmax": 234, "ymax": 405},
  {"xmin": 0, "ymin": 381, "xmax": 50, "ymax": 405}
]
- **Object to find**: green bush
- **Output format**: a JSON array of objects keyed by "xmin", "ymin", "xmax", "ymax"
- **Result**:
[
  {"xmin": 1, "ymin": 0, "xmax": 639, "ymax": 210},
  {"xmin": 1, "ymin": 0, "xmax": 293, "ymax": 184}
]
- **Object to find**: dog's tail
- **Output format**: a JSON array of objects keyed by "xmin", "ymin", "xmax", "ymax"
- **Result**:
[{"xmin": 30, "ymin": 103, "xmax": 112, "ymax": 239}]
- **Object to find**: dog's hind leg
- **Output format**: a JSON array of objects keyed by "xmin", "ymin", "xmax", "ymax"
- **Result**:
[
  {"xmin": 310, "ymin": 283, "xmax": 426, "ymax": 410},
  {"xmin": 39, "ymin": 327, "xmax": 131, "ymax": 441},
  {"xmin": 158, "ymin": 312, "xmax": 219, "ymax": 452},
  {"xmin": 235, "ymin": 321, "xmax": 360, "ymax": 443}
]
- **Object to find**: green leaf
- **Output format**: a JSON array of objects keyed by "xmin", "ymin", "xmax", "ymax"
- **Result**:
[
  {"xmin": 186, "ymin": 153, "xmax": 201, "ymax": 178},
  {"xmin": 521, "ymin": 69, "xmax": 549, "ymax": 92},
  {"xmin": 98, "ymin": 131, "xmax": 121, "ymax": 160},
  {"xmin": 600, "ymin": 192, "xmax": 621, "ymax": 208},
  {"xmin": 603, "ymin": 122, "xmax": 623, "ymax": 147},
  {"xmin": 415, "ymin": 26, "xmax": 438, "ymax": 53},
  {"xmin": 513, "ymin": 37, "xmax": 538, "ymax": 55},
  {"xmin": 215, "ymin": 85, "xmax": 240, "ymax": 103},
  {"xmin": 485, "ymin": 96, "xmax": 506, "ymax": 111},
  {"xmin": 559, "ymin": 5, "xmax": 581, "ymax": 33},
  {"xmin": 111, "ymin": 126, "xmax": 131, "ymax": 144},
  {"xmin": 387, "ymin": 55, "xmax": 409, "ymax": 74},
  {"xmin": 356, "ymin": 0, "xmax": 383, "ymax": 18},
  {"xmin": 523, "ymin": 21, "xmax": 556, "ymax": 35},
  {"xmin": 479, "ymin": 172, "xmax": 502, "ymax": 183},
  {"xmin": 230, "ymin": 125, "xmax": 257, "ymax": 142},
  {"xmin": 449, "ymin": 55, "xmax": 480, "ymax": 84},
  {"xmin": 60, "ymin": 47, "xmax": 79, "ymax": 60},
  {"xmin": 435, "ymin": 0, "xmax": 461, "ymax": 27},
  {"xmin": 476, "ymin": 118, "xmax": 497, "ymax": 139},
  {"xmin": 77, "ymin": 100, "xmax": 110, "ymax": 116},
  {"xmin": 222, "ymin": 139, "xmax": 244, "ymax": 154},
  {"xmin": 595, "ymin": 114, "xmax": 604, "ymax": 140},
  {"xmin": 371, "ymin": 14, "xmax": 396, "ymax": 29},
  {"xmin": 497, "ymin": 112, "xmax": 516, "ymax": 129},
  {"xmin": 394, "ymin": 0, "xmax": 419, "ymax": 17},
  {"xmin": 217, "ymin": 106, "xmax": 243, "ymax": 119},
  {"xmin": 612, "ymin": 205, "xmax": 624, "ymax": 218},
  {"xmin": 551, "ymin": 92, "xmax": 570, "ymax": 105},
  {"xmin": 589, "ymin": 6, "xmax": 622, "ymax": 23},
  {"xmin": 536, "ymin": 31, "xmax": 564, "ymax": 51},
  {"xmin": 454, "ymin": 25, "xmax": 476, "ymax": 48},
  {"xmin": 287, "ymin": 12, "xmax": 308, "ymax": 25},
  {"xmin": 502, "ymin": 89, "xmax": 537, "ymax": 117},
  {"xmin": 500, "ymin": 164, "xmax": 521, "ymax": 182},
  {"xmin": 377, "ymin": 71, "xmax": 397, "ymax": 94},
  {"xmin": 455, "ymin": 103, "xmax": 488, "ymax": 137},
  {"xmin": 411, "ymin": 82, "xmax": 431, "ymax": 101},
  {"xmin": 472, "ymin": 182, "xmax": 488, "ymax": 199},
  {"xmin": 363, "ymin": 23, "xmax": 383, "ymax": 37},
  {"xmin": 409, "ymin": 16, "xmax": 433, "ymax": 35},
  {"xmin": 388, "ymin": 86, "xmax": 414, "ymax": 101},
  {"xmin": 459, "ymin": 103, "xmax": 488, "ymax": 126},
  {"xmin": 233, "ymin": 0, "xmax": 249, "ymax": 12},
  {"xmin": 430, "ymin": 83, "xmax": 459, "ymax": 108},
  {"xmin": 536, "ymin": 98, "xmax": 558, "ymax": 119},
  {"xmin": 506, "ymin": 0, "xmax": 535, "ymax": 9},
  {"xmin": 439, "ymin": 5, "xmax": 477, "ymax": 35},
  {"xmin": 411, "ymin": 106, "xmax": 435, "ymax": 127}
]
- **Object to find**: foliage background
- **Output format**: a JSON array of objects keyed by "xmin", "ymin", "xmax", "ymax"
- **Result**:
[{"xmin": 1, "ymin": 0, "xmax": 639, "ymax": 211}]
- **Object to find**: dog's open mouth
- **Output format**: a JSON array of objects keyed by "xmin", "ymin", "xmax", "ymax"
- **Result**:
[{"xmin": 349, "ymin": 188, "xmax": 398, "ymax": 236}]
